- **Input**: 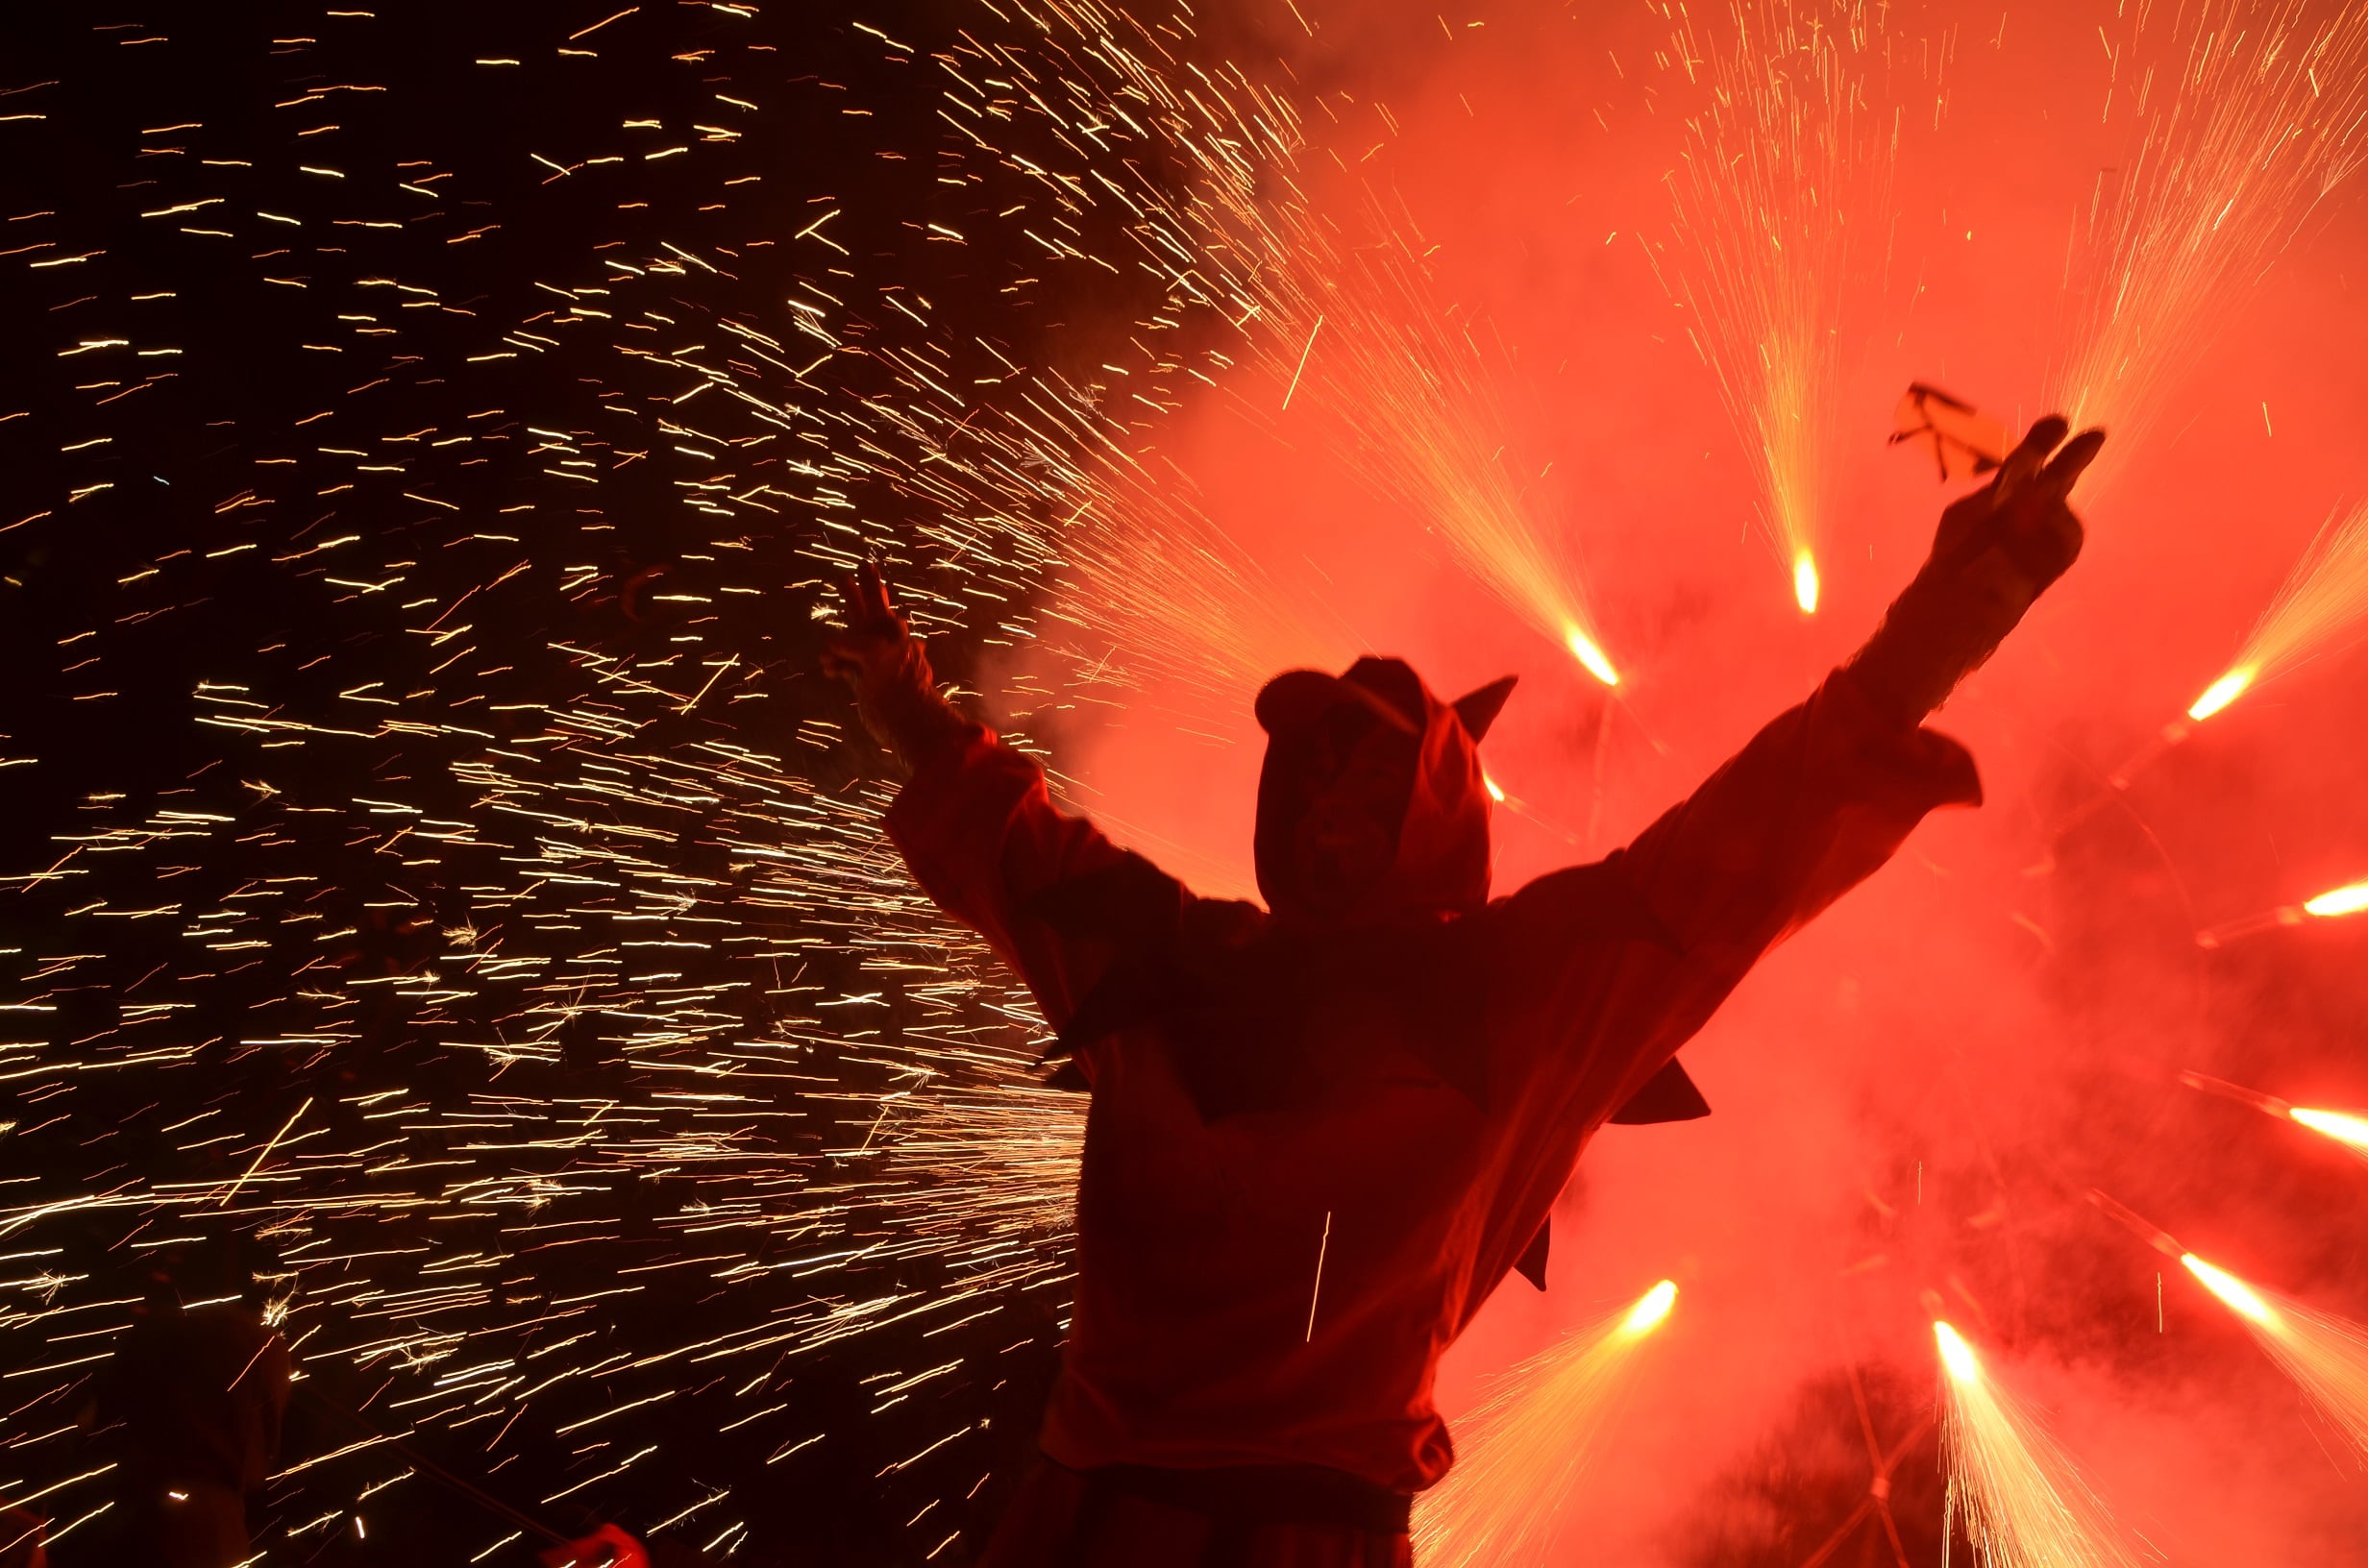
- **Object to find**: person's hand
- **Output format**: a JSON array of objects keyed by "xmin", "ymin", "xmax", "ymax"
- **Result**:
[
  {"xmin": 819, "ymin": 559, "xmax": 964, "ymax": 762},
  {"xmin": 1848, "ymin": 415, "xmax": 2106, "ymax": 723},
  {"xmin": 1927, "ymin": 414, "xmax": 2104, "ymax": 597},
  {"xmin": 821, "ymin": 558, "xmax": 915, "ymax": 695}
]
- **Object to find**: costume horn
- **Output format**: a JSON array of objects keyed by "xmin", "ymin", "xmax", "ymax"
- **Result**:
[{"xmin": 1450, "ymin": 674, "xmax": 1517, "ymax": 743}]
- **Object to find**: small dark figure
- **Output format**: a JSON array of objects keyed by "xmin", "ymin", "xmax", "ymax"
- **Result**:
[
  {"xmin": 95, "ymin": 1268, "xmax": 290, "ymax": 1567},
  {"xmin": 827, "ymin": 419, "xmax": 2102, "ymax": 1564}
]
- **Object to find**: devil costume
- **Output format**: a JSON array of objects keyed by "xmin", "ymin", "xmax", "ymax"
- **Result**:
[{"xmin": 844, "ymin": 418, "xmax": 2099, "ymax": 1566}]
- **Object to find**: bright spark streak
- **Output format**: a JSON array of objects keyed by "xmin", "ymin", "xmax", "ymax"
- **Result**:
[
  {"xmin": 1565, "ymin": 626, "xmax": 1621, "ymax": 688},
  {"xmin": 2180, "ymin": 1254, "xmax": 2276, "ymax": 1327},
  {"xmin": 1482, "ymin": 773, "xmax": 1506, "ymax": 804},
  {"xmin": 2179, "ymin": 1253, "xmax": 2368, "ymax": 1457},
  {"xmin": 1279, "ymin": 313, "xmax": 1323, "ymax": 411},
  {"xmin": 1934, "ymin": 1321, "xmax": 2146, "ymax": 1568},
  {"xmin": 2185, "ymin": 666, "xmax": 2253, "ymax": 721},
  {"xmin": 2290, "ymin": 1107, "xmax": 2368, "ymax": 1151},
  {"xmin": 1791, "ymin": 550, "xmax": 1820, "ymax": 614},
  {"xmin": 1413, "ymin": 1280, "xmax": 1679, "ymax": 1567},
  {"xmin": 2303, "ymin": 879, "xmax": 2368, "ymax": 918}
]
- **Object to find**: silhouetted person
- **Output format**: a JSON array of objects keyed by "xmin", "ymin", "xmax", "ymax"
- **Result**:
[
  {"xmin": 96, "ymin": 1268, "xmax": 290, "ymax": 1567},
  {"xmin": 826, "ymin": 419, "xmax": 2103, "ymax": 1564}
]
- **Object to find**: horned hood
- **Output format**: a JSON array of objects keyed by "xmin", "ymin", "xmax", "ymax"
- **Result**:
[{"xmin": 1252, "ymin": 656, "xmax": 1516, "ymax": 925}]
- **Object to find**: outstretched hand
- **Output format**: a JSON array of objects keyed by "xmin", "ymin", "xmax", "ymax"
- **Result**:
[
  {"xmin": 1927, "ymin": 414, "xmax": 2106, "ymax": 593},
  {"xmin": 1849, "ymin": 413, "xmax": 2106, "ymax": 723},
  {"xmin": 820, "ymin": 558, "xmax": 912, "ymax": 695},
  {"xmin": 819, "ymin": 558, "xmax": 963, "ymax": 761}
]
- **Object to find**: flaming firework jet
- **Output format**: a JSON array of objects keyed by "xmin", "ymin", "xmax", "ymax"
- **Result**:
[
  {"xmin": 1411, "ymin": 1280, "xmax": 1676, "ymax": 1567},
  {"xmin": 2181, "ymin": 1254, "xmax": 2368, "ymax": 1457},
  {"xmin": 1653, "ymin": 0, "xmax": 1904, "ymax": 614},
  {"xmin": 1274, "ymin": 208, "xmax": 1622, "ymax": 684},
  {"xmin": 2196, "ymin": 872, "xmax": 2368, "ymax": 944},
  {"xmin": 2180, "ymin": 1069, "xmax": 2368, "ymax": 1164},
  {"xmin": 2051, "ymin": 0, "xmax": 2368, "ymax": 498},
  {"xmin": 1933, "ymin": 1322, "xmax": 2148, "ymax": 1568},
  {"xmin": 2186, "ymin": 499, "xmax": 2368, "ymax": 719}
]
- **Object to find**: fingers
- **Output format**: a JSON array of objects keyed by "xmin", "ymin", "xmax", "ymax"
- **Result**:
[
  {"xmin": 2036, "ymin": 428, "xmax": 2106, "ymax": 502},
  {"xmin": 858, "ymin": 556, "xmax": 895, "ymax": 625},
  {"xmin": 1993, "ymin": 414, "xmax": 2069, "ymax": 502}
]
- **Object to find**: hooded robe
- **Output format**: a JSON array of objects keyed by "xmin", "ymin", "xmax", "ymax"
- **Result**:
[{"xmin": 885, "ymin": 661, "xmax": 1976, "ymax": 1495}]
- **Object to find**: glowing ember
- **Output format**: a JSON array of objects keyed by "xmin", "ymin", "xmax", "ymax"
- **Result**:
[
  {"xmin": 1413, "ymin": 1280, "xmax": 1678, "ymax": 1566},
  {"xmin": 1933, "ymin": 1321, "xmax": 2146, "ymax": 1568}
]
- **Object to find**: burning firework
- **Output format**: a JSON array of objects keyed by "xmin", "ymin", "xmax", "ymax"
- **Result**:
[
  {"xmin": 1652, "ymin": 0, "xmax": 1907, "ymax": 613},
  {"xmin": 1269, "ymin": 204, "xmax": 1622, "ymax": 684},
  {"xmin": 2195, "ymin": 873, "xmax": 2368, "ymax": 945},
  {"xmin": 2185, "ymin": 499, "xmax": 2368, "ymax": 720},
  {"xmin": 2051, "ymin": 0, "xmax": 2368, "ymax": 497},
  {"xmin": 2180, "ymin": 1069, "xmax": 2368, "ymax": 1164},
  {"xmin": 1412, "ymin": 1280, "xmax": 1677, "ymax": 1567},
  {"xmin": 1933, "ymin": 1322, "xmax": 2147, "ymax": 1568},
  {"xmin": 2181, "ymin": 1254, "xmax": 2368, "ymax": 1457}
]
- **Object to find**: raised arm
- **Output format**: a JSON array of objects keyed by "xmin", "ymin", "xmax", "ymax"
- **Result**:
[
  {"xmin": 1498, "ymin": 416, "xmax": 2105, "ymax": 1118},
  {"xmin": 823, "ymin": 562, "xmax": 1138, "ymax": 1030}
]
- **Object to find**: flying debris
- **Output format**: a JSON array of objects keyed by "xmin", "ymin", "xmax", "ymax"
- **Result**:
[
  {"xmin": 1412, "ymin": 1280, "xmax": 1677, "ymax": 1567},
  {"xmin": 1889, "ymin": 382, "xmax": 2010, "ymax": 482}
]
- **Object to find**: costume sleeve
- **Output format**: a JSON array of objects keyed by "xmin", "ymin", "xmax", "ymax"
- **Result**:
[
  {"xmin": 1494, "ymin": 666, "xmax": 1982, "ymax": 1123},
  {"xmin": 883, "ymin": 723, "xmax": 1139, "ymax": 1033}
]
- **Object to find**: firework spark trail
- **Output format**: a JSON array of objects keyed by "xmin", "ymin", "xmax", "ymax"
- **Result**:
[
  {"xmin": 1292, "ymin": 213, "xmax": 1622, "ymax": 685},
  {"xmin": 2181, "ymin": 1255, "xmax": 2368, "ymax": 1458},
  {"xmin": 1933, "ymin": 1322, "xmax": 2148, "ymax": 1568},
  {"xmin": 2052, "ymin": 0, "xmax": 2368, "ymax": 499},
  {"xmin": 2179, "ymin": 1069, "xmax": 2368, "ymax": 1164},
  {"xmin": 2186, "ymin": 497, "xmax": 2368, "ymax": 719},
  {"xmin": 1411, "ymin": 1280, "xmax": 1676, "ymax": 1567},
  {"xmin": 0, "ymin": 0, "xmax": 1314, "ymax": 1552},
  {"xmin": 1651, "ymin": 0, "xmax": 1907, "ymax": 615}
]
